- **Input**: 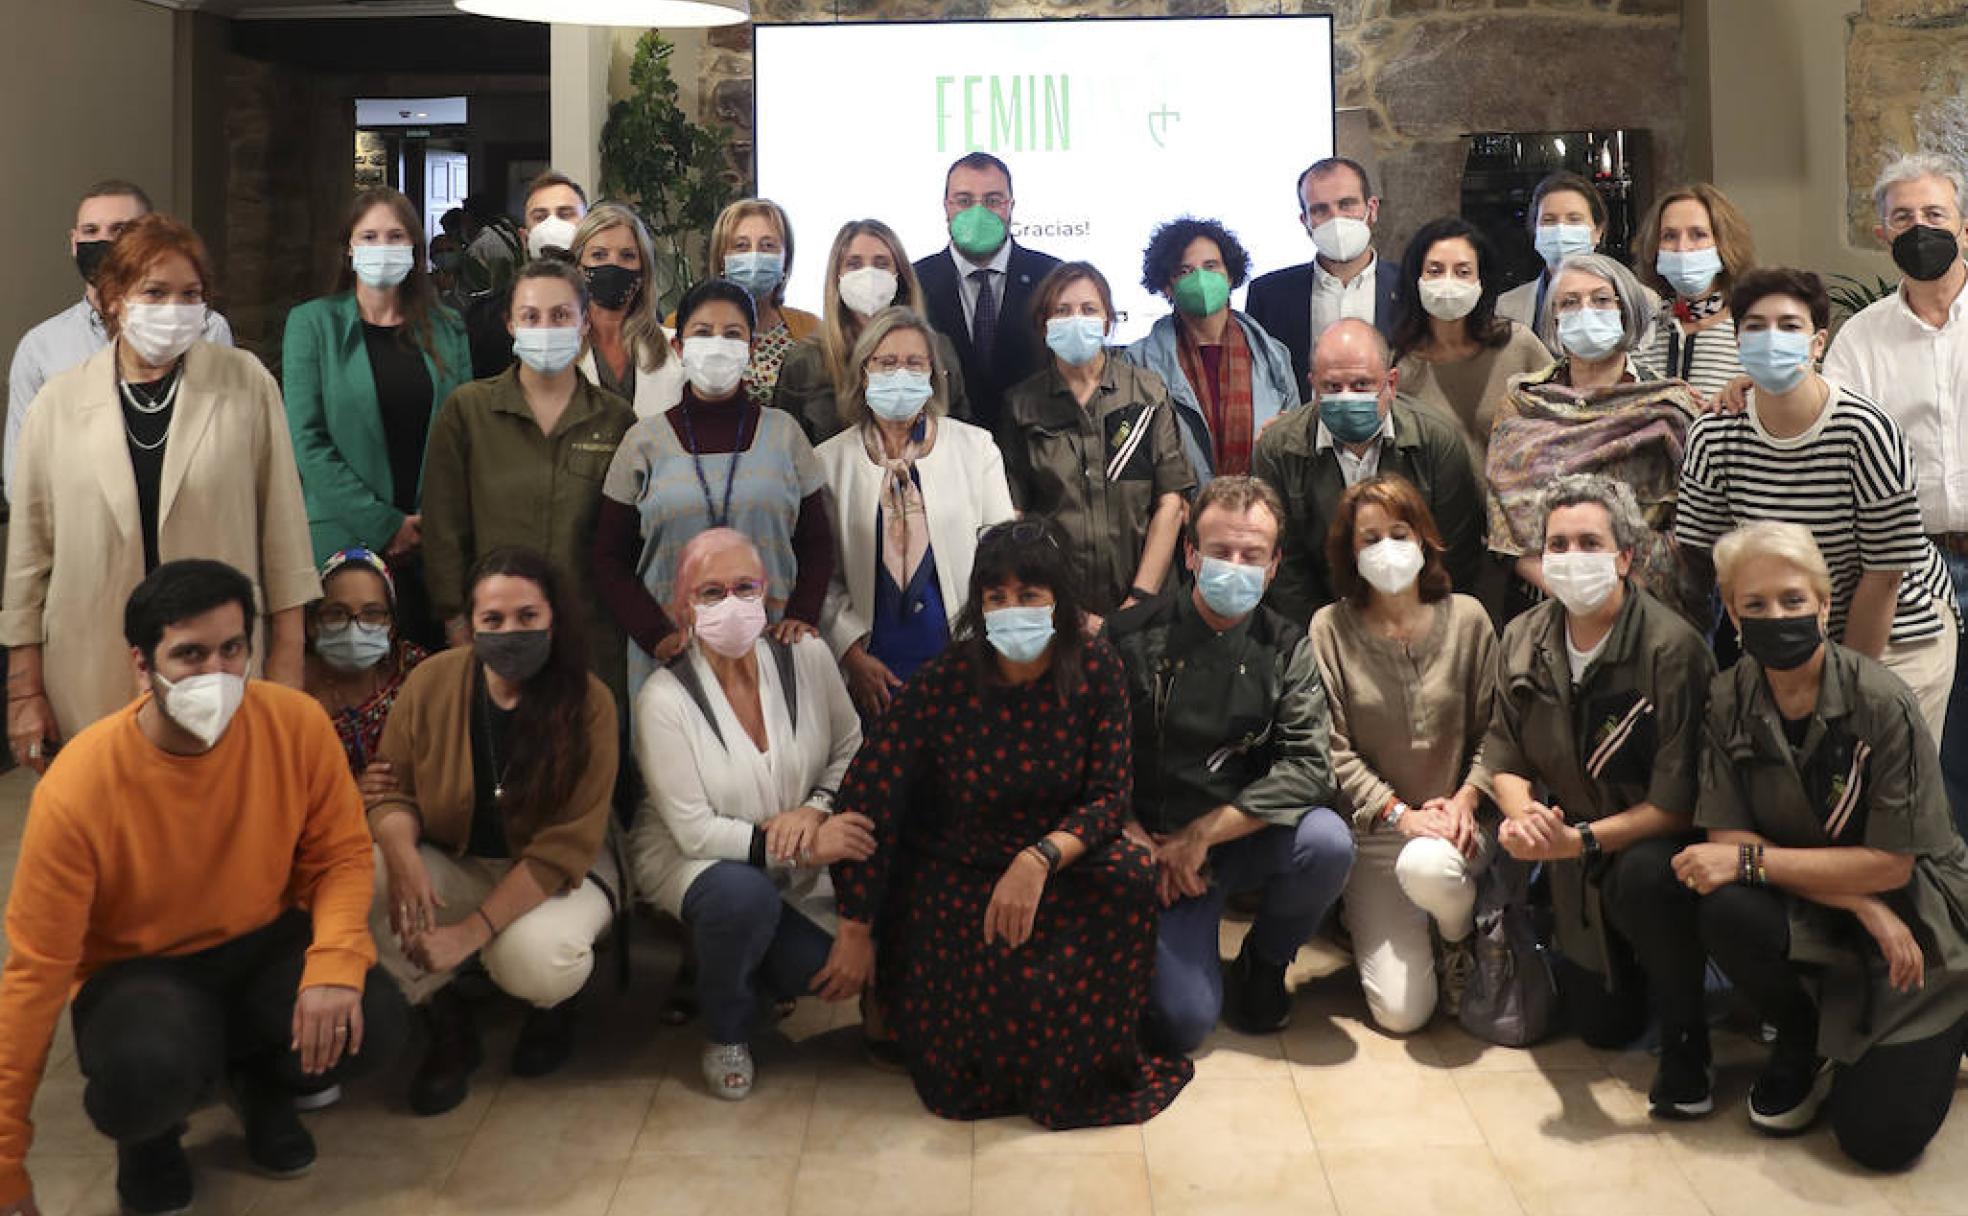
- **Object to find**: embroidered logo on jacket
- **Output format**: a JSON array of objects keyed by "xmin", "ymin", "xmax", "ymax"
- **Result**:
[{"xmin": 1585, "ymin": 696, "xmax": 1655, "ymax": 782}]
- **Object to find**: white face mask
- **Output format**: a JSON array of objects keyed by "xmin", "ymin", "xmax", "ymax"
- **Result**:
[
  {"xmin": 527, "ymin": 216, "xmax": 580, "ymax": 260},
  {"xmin": 511, "ymin": 325, "xmax": 583, "ymax": 374},
  {"xmin": 351, "ymin": 244, "xmax": 415, "ymax": 289},
  {"xmin": 1417, "ymin": 277, "xmax": 1481, "ymax": 321},
  {"xmin": 1541, "ymin": 550, "xmax": 1620, "ymax": 616},
  {"xmin": 680, "ymin": 335, "xmax": 750, "ymax": 397},
  {"xmin": 1357, "ymin": 537, "xmax": 1425, "ymax": 596},
  {"xmin": 152, "ymin": 670, "xmax": 247, "ymax": 750},
  {"xmin": 838, "ymin": 266, "xmax": 899, "ymax": 318},
  {"xmin": 121, "ymin": 303, "xmax": 205, "ymax": 365},
  {"xmin": 1310, "ymin": 215, "xmax": 1373, "ymax": 263}
]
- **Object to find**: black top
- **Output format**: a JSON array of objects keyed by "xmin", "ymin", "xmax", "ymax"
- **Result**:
[
  {"xmin": 121, "ymin": 365, "xmax": 179, "ymax": 573},
  {"xmin": 1781, "ymin": 711, "xmax": 1811, "ymax": 752},
  {"xmin": 592, "ymin": 346, "xmax": 637, "ymax": 402},
  {"xmin": 467, "ymin": 678, "xmax": 517, "ymax": 859},
  {"xmin": 363, "ymin": 323, "xmax": 435, "ymax": 515}
]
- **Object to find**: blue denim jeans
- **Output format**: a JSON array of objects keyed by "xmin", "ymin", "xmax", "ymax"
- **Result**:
[
  {"xmin": 680, "ymin": 862, "xmax": 834, "ymax": 1046},
  {"xmin": 1940, "ymin": 551, "xmax": 1968, "ymax": 838}
]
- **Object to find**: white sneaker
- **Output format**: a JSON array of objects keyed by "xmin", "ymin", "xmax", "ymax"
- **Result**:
[{"xmin": 702, "ymin": 1043, "xmax": 755, "ymax": 1101}]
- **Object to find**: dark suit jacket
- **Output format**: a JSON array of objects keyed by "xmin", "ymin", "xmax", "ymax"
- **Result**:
[
  {"xmin": 913, "ymin": 241, "xmax": 1061, "ymax": 435},
  {"xmin": 1244, "ymin": 255, "xmax": 1404, "ymax": 402}
]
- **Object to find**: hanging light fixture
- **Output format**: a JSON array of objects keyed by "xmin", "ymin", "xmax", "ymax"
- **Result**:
[{"xmin": 455, "ymin": 0, "xmax": 748, "ymax": 27}]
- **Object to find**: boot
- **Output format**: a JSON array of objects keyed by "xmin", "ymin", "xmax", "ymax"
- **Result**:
[{"xmin": 409, "ymin": 986, "xmax": 481, "ymax": 1117}]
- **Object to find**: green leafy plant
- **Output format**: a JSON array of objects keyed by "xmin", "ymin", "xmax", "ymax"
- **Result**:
[
  {"xmin": 1826, "ymin": 272, "xmax": 1897, "ymax": 322},
  {"xmin": 601, "ymin": 31, "xmax": 740, "ymax": 314}
]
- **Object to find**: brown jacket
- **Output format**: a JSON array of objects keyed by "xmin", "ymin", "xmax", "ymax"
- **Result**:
[{"xmin": 369, "ymin": 647, "xmax": 617, "ymax": 893}]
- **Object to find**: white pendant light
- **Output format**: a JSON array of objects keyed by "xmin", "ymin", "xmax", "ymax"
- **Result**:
[{"xmin": 455, "ymin": 0, "xmax": 749, "ymax": 26}]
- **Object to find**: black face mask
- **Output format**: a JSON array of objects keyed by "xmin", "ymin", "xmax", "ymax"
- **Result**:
[
  {"xmin": 1891, "ymin": 224, "xmax": 1962, "ymax": 282},
  {"xmin": 584, "ymin": 264, "xmax": 640, "ymax": 311},
  {"xmin": 474, "ymin": 629, "xmax": 553, "ymax": 684},
  {"xmin": 75, "ymin": 240, "xmax": 113, "ymax": 286},
  {"xmin": 1738, "ymin": 614, "xmax": 1824, "ymax": 673}
]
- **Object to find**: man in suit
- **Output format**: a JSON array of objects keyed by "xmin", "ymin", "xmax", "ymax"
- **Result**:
[
  {"xmin": 912, "ymin": 153, "xmax": 1061, "ymax": 435},
  {"xmin": 1245, "ymin": 157, "xmax": 1402, "ymax": 399}
]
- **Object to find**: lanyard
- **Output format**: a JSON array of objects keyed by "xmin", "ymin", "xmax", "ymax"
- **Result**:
[{"xmin": 678, "ymin": 399, "xmax": 754, "ymax": 528}]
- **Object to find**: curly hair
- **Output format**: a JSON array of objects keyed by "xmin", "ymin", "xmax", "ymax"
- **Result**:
[{"xmin": 1140, "ymin": 217, "xmax": 1251, "ymax": 295}]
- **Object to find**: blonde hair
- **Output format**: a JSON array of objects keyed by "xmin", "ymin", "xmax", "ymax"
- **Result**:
[
  {"xmin": 1633, "ymin": 183, "xmax": 1758, "ymax": 300},
  {"xmin": 709, "ymin": 198, "xmax": 795, "ymax": 307},
  {"xmin": 1713, "ymin": 521, "xmax": 1833, "ymax": 605},
  {"xmin": 819, "ymin": 219, "xmax": 927, "ymax": 401},
  {"xmin": 571, "ymin": 203, "xmax": 670, "ymax": 371},
  {"xmin": 667, "ymin": 528, "xmax": 765, "ymax": 627},
  {"xmin": 839, "ymin": 307, "xmax": 950, "ymax": 431}
]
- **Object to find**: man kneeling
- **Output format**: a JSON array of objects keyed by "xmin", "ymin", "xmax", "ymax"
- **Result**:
[
  {"xmin": 0, "ymin": 560, "xmax": 405, "ymax": 1216},
  {"xmin": 1111, "ymin": 475, "xmax": 1355, "ymax": 1051}
]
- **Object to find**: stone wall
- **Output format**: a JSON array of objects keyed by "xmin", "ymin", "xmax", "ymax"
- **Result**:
[
  {"xmin": 356, "ymin": 131, "xmax": 390, "ymax": 191},
  {"xmin": 1846, "ymin": 0, "xmax": 1968, "ymax": 243},
  {"xmin": 700, "ymin": 0, "xmax": 1684, "ymax": 264}
]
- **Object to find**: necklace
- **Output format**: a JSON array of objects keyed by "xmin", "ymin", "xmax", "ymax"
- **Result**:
[
  {"xmin": 119, "ymin": 369, "xmax": 181, "ymax": 415},
  {"xmin": 678, "ymin": 398, "xmax": 754, "ymax": 527},
  {"xmin": 478, "ymin": 680, "xmax": 515, "ymax": 801}
]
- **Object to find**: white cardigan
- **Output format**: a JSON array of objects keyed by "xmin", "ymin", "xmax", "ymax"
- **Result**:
[
  {"xmin": 626, "ymin": 635, "xmax": 861, "ymax": 931},
  {"xmin": 578, "ymin": 341, "xmax": 685, "ymax": 420},
  {"xmin": 815, "ymin": 417, "xmax": 1016, "ymax": 660}
]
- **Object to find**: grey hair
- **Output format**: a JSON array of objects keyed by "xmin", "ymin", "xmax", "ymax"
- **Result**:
[
  {"xmin": 1536, "ymin": 473, "xmax": 1646, "ymax": 551},
  {"xmin": 1538, "ymin": 253, "xmax": 1653, "ymax": 353},
  {"xmin": 838, "ymin": 305, "xmax": 950, "ymax": 430},
  {"xmin": 1872, "ymin": 151, "xmax": 1968, "ymax": 222}
]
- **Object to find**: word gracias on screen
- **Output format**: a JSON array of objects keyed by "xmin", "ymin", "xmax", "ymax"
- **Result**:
[{"xmin": 936, "ymin": 74, "xmax": 1071, "ymax": 153}]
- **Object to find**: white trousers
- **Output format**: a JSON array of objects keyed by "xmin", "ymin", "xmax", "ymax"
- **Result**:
[
  {"xmin": 1880, "ymin": 598, "xmax": 1959, "ymax": 750},
  {"xmin": 370, "ymin": 845, "xmax": 618, "ymax": 1008},
  {"xmin": 1341, "ymin": 829, "xmax": 1492, "ymax": 1035}
]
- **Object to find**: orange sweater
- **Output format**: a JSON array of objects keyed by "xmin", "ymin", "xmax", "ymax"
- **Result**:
[{"xmin": 0, "ymin": 683, "xmax": 376, "ymax": 1205}]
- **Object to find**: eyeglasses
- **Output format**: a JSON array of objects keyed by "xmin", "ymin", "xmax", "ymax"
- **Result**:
[
  {"xmin": 868, "ymin": 355, "xmax": 934, "ymax": 374},
  {"xmin": 317, "ymin": 606, "xmax": 392, "ymax": 629},
  {"xmin": 693, "ymin": 579, "xmax": 766, "ymax": 607},
  {"xmin": 948, "ymin": 193, "xmax": 1010, "ymax": 210},
  {"xmin": 976, "ymin": 520, "xmax": 1061, "ymax": 549},
  {"xmin": 1552, "ymin": 293, "xmax": 1622, "ymax": 314}
]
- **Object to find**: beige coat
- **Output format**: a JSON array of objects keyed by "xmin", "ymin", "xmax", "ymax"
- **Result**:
[{"xmin": 0, "ymin": 343, "xmax": 320, "ymax": 737}]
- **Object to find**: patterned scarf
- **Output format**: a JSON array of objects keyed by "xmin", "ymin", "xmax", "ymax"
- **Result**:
[
  {"xmin": 1175, "ymin": 317, "xmax": 1255, "ymax": 475},
  {"xmin": 1673, "ymin": 290, "xmax": 1728, "ymax": 325},
  {"xmin": 862, "ymin": 415, "xmax": 937, "ymax": 590}
]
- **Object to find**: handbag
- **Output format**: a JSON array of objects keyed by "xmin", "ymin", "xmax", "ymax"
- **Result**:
[{"xmin": 1458, "ymin": 854, "xmax": 1558, "ymax": 1047}]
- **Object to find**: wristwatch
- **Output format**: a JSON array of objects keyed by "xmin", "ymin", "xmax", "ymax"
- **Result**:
[
  {"xmin": 1381, "ymin": 801, "xmax": 1409, "ymax": 833},
  {"xmin": 1577, "ymin": 821, "xmax": 1602, "ymax": 861},
  {"xmin": 1030, "ymin": 837, "xmax": 1064, "ymax": 872}
]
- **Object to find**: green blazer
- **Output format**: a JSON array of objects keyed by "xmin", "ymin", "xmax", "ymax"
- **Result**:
[{"xmin": 282, "ymin": 292, "xmax": 472, "ymax": 564}]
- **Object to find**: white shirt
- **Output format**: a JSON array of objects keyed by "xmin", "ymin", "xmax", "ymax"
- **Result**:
[
  {"xmin": 6, "ymin": 297, "xmax": 235, "ymax": 503},
  {"xmin": 1310, "ymin": 254, "xmax": 1379, "ymax": 348},
  {"xmin": 1314, "ymin": 411, "xmax": 1394, "ymax": 486},
  {"xmin": 1822, "ymin": 282, "xmax": 1968, "ymax": 534},
  {"xmin": 1566, "ymin": 625, "xmax": 1610, "ymax": 685},
  {"xmin": 949, "ymin": 240, "xmax": 1013, "ymax": 334}
]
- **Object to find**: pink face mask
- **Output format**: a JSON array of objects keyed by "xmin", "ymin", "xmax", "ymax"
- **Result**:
[{"xmin": 692, "ymin": 594, "xmax": 767, "ymax": 658}]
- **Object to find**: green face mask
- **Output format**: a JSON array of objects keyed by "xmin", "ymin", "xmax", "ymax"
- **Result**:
[
  {"xmin": 1172, "ymin": 268, "xmax": 1231, "ymax": 318},
  {"xmin": 949, "ymin": 205, "xmax": 1009, "ymax": 258}
]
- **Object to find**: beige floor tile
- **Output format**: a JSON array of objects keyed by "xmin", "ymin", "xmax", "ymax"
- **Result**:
[
  {"xmin": 1321, "ymin": 1143, "xmax": 1524, "ymax": 1216},
  {"xmin": 26, "ymin": 1080, "xmax": 113, "ymax": 1158},
  {"xmin": 1656, "ymin": 1106, "xmax": 1901, "ymax": 1216},
  {"xmin": 1185, "ymin": 1024, "xmax": 1293, "ymax": 1082},
  {"xmin": 973, "ymin": 1114, "xmax": 1141, "ymax": 1160},
  {"xmin": 1881, "ymin": 1082, "xmax": 1968, "ymax": 1215},
  {"xmin": 468, "ymin": 1079, "xmax": 657, "ymax": 1162},
  {"xmin": 434, "ymin": 1143, "xmax": 629, "ymax": 1216},
  {"xmin": 303, "ymin": 1075, "xmax": 498, "ymax": 1165},
  {"xmin": 1457, "ymin": 1070, "xmax": 1701, "ymax": 1216},
  {"xmin": 972, "ymin": 1150, "xmax": 1151, "ymax": 1216},
  {"xmin": 1147, "ymin": 1148, "xmax": 1335, "ymax": 1216},
  {"xmin": 1280, "ymin": 987, "xmax": 1447, "ymax": 1076},
  {"xmin": 789, "ymin": 1151, "xmax": 970, "ymax": 1216},
  {"xmin": 801, "ymin": 1073, "xmax": 972, "ymax": 1159},
  {"xmin": 1428, "ymin": 1022, "xmax": 1612, "ymax": 1073},
  {"xmin": 608, "ymin": 1153, "xmax": 799, "ymax": 1216},
  {"xmin": 633, "ymin": 1074, "xmax": 816, "ymax": 1157},
  {"xmin": 19, "ymin": 1155, "xmax": 114, "ymax": 1216},
  {"xmin": 1143, "ymin": 1077, "xmax": 1315, "ymax": 1161},
  {"xmin": 1454, "ymin": 1068, "xmax": 1653, "ymax": 1141},
  {"xmin": 251, "ymin": 1152, "xmax": 447, "ymax": 1216},
  {"xmin": 1296, "ymin": 1064, "xmax": 1487, "ymax": 1151}
]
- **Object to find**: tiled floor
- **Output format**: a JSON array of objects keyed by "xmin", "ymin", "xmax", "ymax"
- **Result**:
[{"xmin": 2, "ymin": 763, "xmax": 1962, "ymax": 1215}]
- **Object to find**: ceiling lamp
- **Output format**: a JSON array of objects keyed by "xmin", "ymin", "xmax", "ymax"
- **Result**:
[{"xmin": 455, "ymin": 0, "xmax": 748, "ymax": 26}]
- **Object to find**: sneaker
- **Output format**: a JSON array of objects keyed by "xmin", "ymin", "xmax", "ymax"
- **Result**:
[
  {"xmin": 1749, "ymin": 1052, "xmax": 1835, "ymax": 1135},
  {"xmin": 232, "ymin": 1068, "xmax": 317, "ymax": 1179},
  {"xmin": 115, "ymin": 1127, "xmax": 193, "ymax": 1216},
  {"xmin": 1224, "ymin": 937, "xmax": 1293, "ymax": 1035},
  {"xmin": 1439, "ymin": 935, "xmax": 1476, "ymax": 1019},
  {"xmin": 409, "ymin": 986, "xmax": 482, "ymax": 1118},
  {"xmin": 702, "ymin": 1042, "xmax": 755, "ymax": 1101},
  {"xmin": 291, "ymin": 1081, "xmax": 341, "ymax": 1112},
  {"xmin": 511, "ymin": 1000, "xmax": 578, "ymax": 1079},
  {"xmin": 1648, "ymin": 1029, "xmax": 1714, "ymax": 1120}
]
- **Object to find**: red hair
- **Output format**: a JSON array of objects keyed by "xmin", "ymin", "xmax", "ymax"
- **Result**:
[
  {"xmin": 1325, "ymin": 474, "xmax": 1455, "ymax": 607},
  {"xmin": 94, "ymin": 214, "xmax": 215, "ymax": 338}
]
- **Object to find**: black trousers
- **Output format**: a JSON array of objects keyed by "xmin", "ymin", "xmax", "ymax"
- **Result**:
[
  {"xmin": 71, "ymin": 910, "xmax": 408, "ymax": 1147},
  {"xmin": 1559, "ymin": 837, "xmax": 1710, "ymax": 1050},
  {"xmin": 1701, "ymin": 883, "xmax": 1968, "ymax": 1171}
]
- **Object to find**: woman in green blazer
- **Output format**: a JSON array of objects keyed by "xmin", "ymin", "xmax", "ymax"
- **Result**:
[{"xmin": 285, "ymin": 186, "xmax": 472, "ymax": 646}]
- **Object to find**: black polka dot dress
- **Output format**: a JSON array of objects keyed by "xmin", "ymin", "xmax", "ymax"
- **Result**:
[{"xmin": 833, "ymin": 640, "xmax": 1193, "ymax": 1128}]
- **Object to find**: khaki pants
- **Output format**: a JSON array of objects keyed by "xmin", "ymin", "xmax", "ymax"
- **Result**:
[
  {"xmin": 1881, "ymin": 598, "xmax": 1960, "ymax": 750},
  {"xmin": 370, "ymin": 845, "xmax": 618, "ymax": 1008}
]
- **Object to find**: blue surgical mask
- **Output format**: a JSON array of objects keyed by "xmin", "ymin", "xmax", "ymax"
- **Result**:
[
  {"xmin": 351, "ymin": 244, "xmax": 415, "ymax": 289},
  {"xmin": 1737, "ymin": 329, "xmax": 1815, "ymax": 396},
  {"xmin": 723, "ymin": 250, "xmax": 785, "ymax": 298},
  {"xmin": 316, "ymin": 620, "xmax": 392, "ymax": 672},
  {"xmin": 1655, "ymin": 246, "xmax": 1723, "ymax": 298},
  {"xmin": 512, "ymin": 325, "xmax": 582, "ymax": 374},
  {"xmin": 1197, "ymin": 556, "xmax": 1267, "ymax": 619},
  {"xmin": 865, "ymin": 369, "xmax": 933, "ymax": 422},
  {"xmin": 1318, "ymin": 392, "xmax": 1384, "ymax": 445},
  {"xmin": 1045, "ymin": 315, "xmax": 1108, "ymax": 367},
  {"xmin": 1556, "ymin": 307, "xmax": 1626, "ymax": 361},
  {"xmin": 983, "ymin": 605, "xmax": 1055, "ymax": 664},
  {"xmin": 1534, "ymin": 223, "xmax": 1596, "ymax": 268}
]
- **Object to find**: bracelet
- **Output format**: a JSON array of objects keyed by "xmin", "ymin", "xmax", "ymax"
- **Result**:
[
  {"xmin": 1577, "ymin": 821, "xmax": 1601, "ymax": 861},
  {"xmin": 476, "ymin": 907, "xmax": 499, "ymax": 938},
  {"xmin": 1030, "ymin": 837, "xmax": 1064, "ymax": 872},
  {"xmin": 1380, "ymin": 799, "xmax": 1408, "ymax": 833},
  {"xmin": 1738, "ymin": 843, "xmax": 1769, "ymax": 887}
]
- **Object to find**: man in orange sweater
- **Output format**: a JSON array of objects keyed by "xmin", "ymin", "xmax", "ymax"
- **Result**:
[{"xmin": 0, "ymin": 560, "xmax": 405, "ymax": 1216}]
